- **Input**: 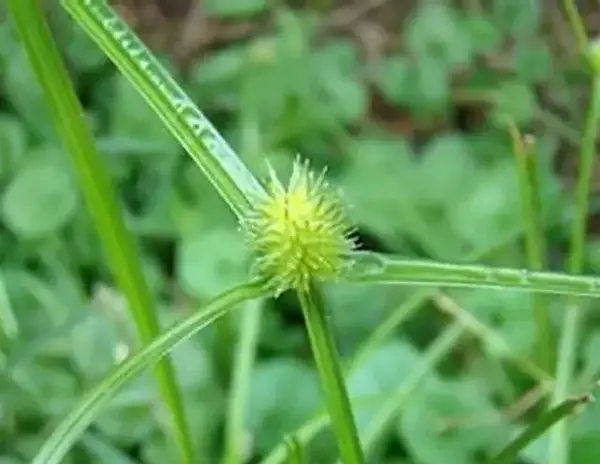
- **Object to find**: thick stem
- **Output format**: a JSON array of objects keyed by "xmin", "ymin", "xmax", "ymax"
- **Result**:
[{"xmin": 297, "ymin": 284, "xmax": 365, "ymax": 464}]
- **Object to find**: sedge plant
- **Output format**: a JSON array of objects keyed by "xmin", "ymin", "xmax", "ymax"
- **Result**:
[{"xmin": 4, "ymin": 0, "xmax": 600, "ymax": 463}]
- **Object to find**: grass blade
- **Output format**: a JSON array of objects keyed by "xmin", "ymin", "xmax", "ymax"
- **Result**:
[
  {"xmin": 5, "ymin": 0, "xmax": 197, "ymax": 462},
  {"xmin": 61, "ymin": 0, "xmax": 265, "ymax": 217},
  {"xmin": 562, "ymin": 0, "xmax": 588, "ymax": 52},
  {"xmin": 81, "ymin": 432, "xmax": 140, "ymax": 464},
  {"xmin": 348, "ymin": 288, "xmax": 432, "ymax": 371},
  {"xmin": 508, "ymin": 124, "xmax": 554, "ymax": 373},
  {"xmin": 344, "ymin": 251, "xmax": 600, "ymax": 298},
  {"xmin": 258, "ymin": 301, "xmax": 450, "ymax": 462},
  {"xmin": 551, "ymin": 73, "xmax": 600, "ymax": 463},
  {"xmin": 433, "ymin": 293, "xmax": 554, "ymax": 388},
  {"xmin": 0, "ymin": 269, "xmax": 19, "ymax": 342},
  {"xmin": 284, "ymin": 435, "xmax": 306, "ymax": 464},
  {"xmin": 262, "ymin": 227, "xmax": 566, "ymax": 463},
  {"xmin": 360, "ymin": 322, "xmax": 465, "ymax": 455},
  {"xmin": 221, "ymin": 109, "xmax": 265, "ymax": 464},
  {"xmin": 222, "ymin": 300, "xmax": 264, "ymax": 464},
  {"xmin": 298, "ymin": 284, "xmax": 365, "ymax": 464},
  {"xmin": 31, "ymin": 281, "xmax": 267, "ymax": 464},
  {"xmin": 489, "ymin": 392, "xmax": 595, "ymax": 464}
]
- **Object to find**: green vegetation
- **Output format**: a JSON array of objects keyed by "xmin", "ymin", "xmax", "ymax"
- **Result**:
[{"xmin": 2, "ymin": 0, "xmax": 600, "ymax": 463}]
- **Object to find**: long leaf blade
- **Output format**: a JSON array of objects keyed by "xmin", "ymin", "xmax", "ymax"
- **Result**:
[
  {"xmin": 344, "ymin": 251, "xmax": 600, "ymax": 298},
  {"xmin": 489, "ymin": 393, "xmax": 595, "ymax": 464},
  {"xmin": 32, "ymin": 281, "xmax": 267, "ymax": 464},
  {"xmin": 61, "ymin": 0, "xmax": 265, "ymax": 218},
  {"xmin": 5, "ymin": 0, "xmax": 197, "ymax": 462}
]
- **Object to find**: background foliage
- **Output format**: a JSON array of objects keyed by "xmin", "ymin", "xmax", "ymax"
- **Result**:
[{"xmin": 2, "ymin": 0, "xmax": 600, "ymax": 462}]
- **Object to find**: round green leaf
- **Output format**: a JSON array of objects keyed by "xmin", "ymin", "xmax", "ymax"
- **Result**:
[
  {"xmin": 0, "ymin": 115, "xmax": 26, "ymax": 177},
  {"xmin": 492, "ymin": 0, "xmax": 540, "ymax": 37},
  {"xmin": 460, "ymin": 13, "xmax": 502, "ymax": 54},
  {"xmin": 177, "ymin": 228, "xmax": 248, "ymax": 298},
  {"xmin": 246, "ymin": 358, "xmax": 321, "ymax": 453},
  {"xmin": 399, "ymin": 380, "xmax": 507, "ymax": 464},
  {"xmin": 491, "ymin": 80, "xmax": 536, "ymax": 126},
  {"xmin": 406, "ymin": 4, "xmax": 472, "ymax": 68},
  {"xmin": 374, "ymin": 56, "xmax": 412, "ymax": 105},
  {"xmin": 205, "ymin": 0, "xmax": 268, "ymax": 17},
  {"xmin": 2, "ymin": 161, "xmax": 78, "ymax": 238},
  {"xmin": 418, "ymin": 133, "xmax": 477, "ymax": 207},
  {"xmin": 514, "ymin": 39, "xmax": 553, "ymax": 83},
  {"xmin": 448, "ymin": 160, "xmax": 520, "ymax": 248}
]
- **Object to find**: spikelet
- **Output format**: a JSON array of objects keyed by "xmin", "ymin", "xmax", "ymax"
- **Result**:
[{"xmin": 240, "ymin": 157, "xmax": 356, "ymax": 295}]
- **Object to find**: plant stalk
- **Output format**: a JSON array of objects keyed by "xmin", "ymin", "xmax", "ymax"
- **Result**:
[
  {"xmin": 508, "ymin": 123, "xmax": 553, "ymax": 373},
  {"xmin": 32, "ymin": 281, "xmax": 268, "ymax": 464},
  {"xmin": 5, "ymin": 0, "xmax": 198, "ymax": 462},
  {"xmin": 490, "ymin": 393, "xmax": 594, "ymax": 464},
  {"xmin": 298, "ymin": 284, "xmax": 365, "ymax": 464},
  {"xmin": 550, "ymin": 76, "xmax": 600, "ymax": 464},
  {"xmin": 222, "ymin": 300, "xmax": 263, "ymax": 464}
]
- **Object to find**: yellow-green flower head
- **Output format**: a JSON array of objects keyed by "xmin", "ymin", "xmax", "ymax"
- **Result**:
[{"xmin": 241, "ymin": 157, "xmax": 356, "ymax": 295}]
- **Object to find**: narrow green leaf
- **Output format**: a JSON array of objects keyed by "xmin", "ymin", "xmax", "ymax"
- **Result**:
[
  {"xmin": 222, "ymin": 300, "xmax": 264, "ymax": 464},
  {"xmin": 508, "ymin": 122, "xmax": 554, "ymax": 373},
  {"xmin": 344, "ymin": 251, "xmax": 600, "ymax": 299},
  {"xmin": 284, "ymin": 435, "xmax": 305, "ymax": 464},
  {"xmin": 5, "ymin": 1, "xmax": 197, "ymax": 462},
  {"xmin": 433, "ymin": 293, "xmax": 554, "ymax": 388},
  {"xmin": 61, "ymin": 0, "xmax": 265, "ymax": 218},
  {"xmin": 348, "ymin": 288, "xmax": 431, "ymax": 371},
  {"xmin": 31, "ymin": 281, "xmax": 267, "ymax": 464},
  {"xmin": 360, "ymin": 322, "xmax": 465, "ymax": 455},
  {"xmin": 222, "ymin": 116, "xmax": 265, "ymax": 464},
  {"xmin": 0, "ymin": 270, "xmax": 19, "ymax": 341},
  {"xmin": 551, "ymin": 73, "xmax": 600, "ymax": 464},
  {"xmin": 562, "ymin": 0, "xmax": 588, "ymax": 53},
  {"xmin": 81, "ymin": 432, "xmax": 140, "ymax": 464},
  {"xmin": 489, "ymin": 393, "xmax": 595, "ymax": 464},
  {"xmin": 262, "ymin": 226, "xmax": 567, "ymax": 463}
]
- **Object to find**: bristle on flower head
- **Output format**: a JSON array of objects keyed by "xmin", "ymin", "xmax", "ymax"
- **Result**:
[{"xmin": 240, "ymin": 157, "xmax": 356, "ymax": 295}]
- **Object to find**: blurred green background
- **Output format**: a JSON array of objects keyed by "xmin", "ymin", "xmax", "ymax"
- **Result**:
[{"xmin": 3, "ymin": 0, "xmax": 600, "ymax": 462}]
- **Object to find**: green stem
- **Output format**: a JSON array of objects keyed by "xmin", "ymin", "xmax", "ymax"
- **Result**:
[
  {"xmin": 360, "ymin": 322, "xmax": 466, "ymax": 455},
  {"xmin": 550, "ymin": 77, "xmax": 600, "ymax": 464},
  {"xmin": 262, "ymin": 223, "xmax": 578, "ymax": 464},
  {"xmin": 0, "ymin": 270, "xmax": 19, "ymax": 343},
  {"xmin": 32, "ymin": 281, "xmax": 268, "ymax": 464},
  {"xmin": 5, "ymin": 1, "xmax": 196, "ymax": 462},
  {"xmin": 222, "ymin": 300, "xmax": 263, "ymax": 464},
  {"xmin": 61, "ymin": 0, "xmax": 265, "ymax": 217},
  {"xmin": 566, "ymin": 85, "xmax": 600, "ymax": 275},
  {"xmin": 344, "ymin": 251, "xmax": 600, "ymax": 298},
  {"xmin": 508, "ymin": 123, "xmax": 553, "ymax": 373},
  {"xmin": 298, "ymin": 284, "xmax": 365, "ymax": 464},
  {"xmin": 489, "ymin": 393, "xmax": 594, "ymax": 464},
  {"xmin": 221, "ymin": 85, "xmax": 265, "ymax": 464},
  {"xmin": 562, "ymin": 0, "xmax": 588, "ymax": 52},
  {"xmin": 284, "ymin": 436, "xmax": 306, "ymax": 464},
  {"xmin": 348, "ymin": 288, "xmax": 430, "ymax": 371},
  {"xmin": 433, "ymin": 293, "xmax": 554, "ymax": 389}
]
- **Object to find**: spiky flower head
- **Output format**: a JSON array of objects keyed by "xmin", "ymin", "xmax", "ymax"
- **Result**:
[{"xmin": 240, "ymin": 157, "xmax": 356, "ymax": 296}]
